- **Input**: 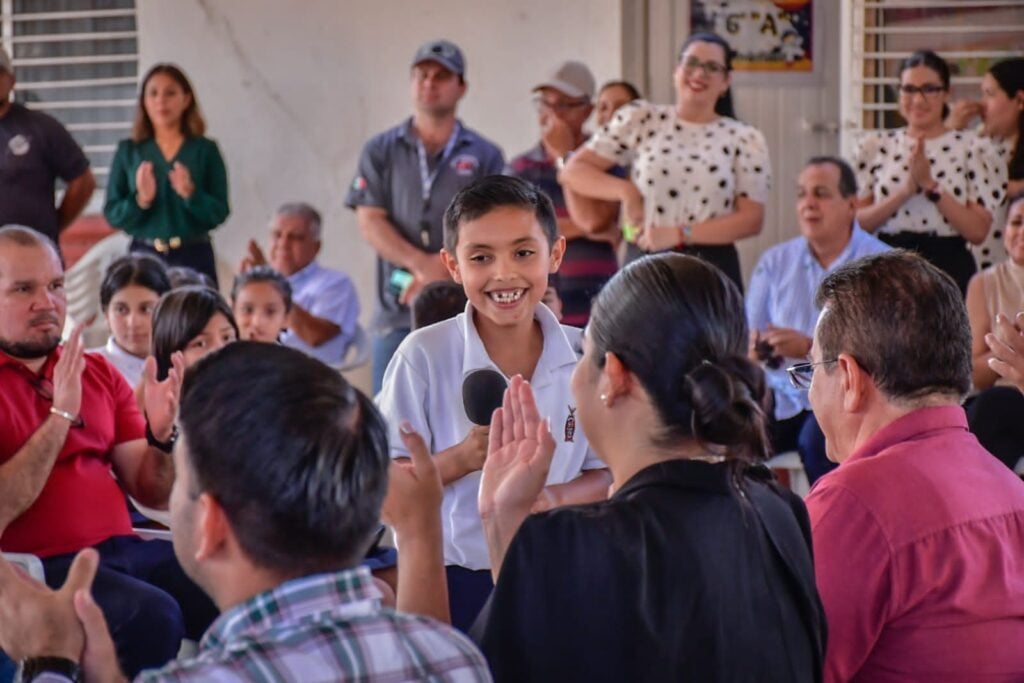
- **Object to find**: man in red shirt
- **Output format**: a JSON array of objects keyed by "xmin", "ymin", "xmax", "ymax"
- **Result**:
[
  {"xmin": 803, "ymin": 250, "xmax": 1024, "ymax": 682},
  {"xmin": 0, "ymin": 225, "xmax": 215, "ymax": 677}
]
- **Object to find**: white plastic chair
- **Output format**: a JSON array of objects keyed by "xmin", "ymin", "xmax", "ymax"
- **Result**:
[
  {"xmin": 765, "ymin": 450, "xmax": 810, "ymax": 498},
  {"xmin": 63, "ymin": 231, "xmax": 131, "ymax": 348}
]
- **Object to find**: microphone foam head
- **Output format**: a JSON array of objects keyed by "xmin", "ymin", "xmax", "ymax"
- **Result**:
[{"xmin": 462, "ymin": 368, "xmax": 508, "ymax": 426}]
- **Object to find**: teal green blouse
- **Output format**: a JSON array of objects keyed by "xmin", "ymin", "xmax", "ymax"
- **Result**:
[{"xmin": 103, "ymin": 136, "xmax": 230, "ymax": 240}]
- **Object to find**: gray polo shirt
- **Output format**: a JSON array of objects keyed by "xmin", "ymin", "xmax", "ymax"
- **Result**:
[{"xmin": 345, "ymin": 118, "xmax": 504, "ymax": 332}]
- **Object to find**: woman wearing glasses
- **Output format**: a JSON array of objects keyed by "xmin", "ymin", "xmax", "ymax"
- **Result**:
[
  {"xmin": 852, "ymin": 50, "xmax": 1006, "ymax": 294},
  {"xmin": 560, "ymin": 32, "xmax": 770, "ymax": 290}
]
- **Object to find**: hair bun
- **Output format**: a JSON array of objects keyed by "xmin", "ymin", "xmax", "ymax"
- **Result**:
[{"xmin": 684, "ymin": 356, "xmax": 770, "ymax": 460}]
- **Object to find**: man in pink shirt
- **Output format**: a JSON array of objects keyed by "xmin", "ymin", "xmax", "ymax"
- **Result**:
[{"xmin": 801, "ymin": 251, "xmax": 1024, "ymax": 682}]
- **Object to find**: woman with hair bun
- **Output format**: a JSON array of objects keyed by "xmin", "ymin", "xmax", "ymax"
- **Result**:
[{"xmin": 473, "ymin": 254, "xmax": 826, "ymax": 681}]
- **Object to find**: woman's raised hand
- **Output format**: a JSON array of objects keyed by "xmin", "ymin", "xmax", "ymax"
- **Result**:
[{"xmin": 478, "ymin": 375, "xmax": 556, "ymax": 521}]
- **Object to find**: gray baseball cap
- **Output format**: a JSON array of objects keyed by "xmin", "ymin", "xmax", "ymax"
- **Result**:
[
  {"xmin": 0, "ymin": 45, "xmax": 11, "ymax": 74},
  {"xmin": 532, "ymin": 61, "xmax": 595, "ymax": 100},
  {"xmin": 411, "ymin": 39, "xmax": 465, "ymax": 77}
]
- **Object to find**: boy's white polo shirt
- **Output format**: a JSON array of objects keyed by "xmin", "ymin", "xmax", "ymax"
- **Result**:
[{"xmin": 376, "ymin": 302, "xmax": 604, "ymax": 570}]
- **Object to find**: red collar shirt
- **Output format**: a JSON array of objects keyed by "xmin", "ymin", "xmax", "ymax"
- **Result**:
[
  {"xmin": 0, "ymin": 348, "xmax": 145, "ymax": 556},
  {"xmin": 807, "ymin": 406, "xmax": 1024, "ymax": 682}
]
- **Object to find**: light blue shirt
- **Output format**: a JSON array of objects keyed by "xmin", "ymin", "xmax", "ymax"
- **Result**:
[
  {"xmin": 746, "ymin": 224, "xmax": 890, "ymax": 419},
  {"xmin": 282, "ymin": 260, "xmax": 360, "ymax": 365}
]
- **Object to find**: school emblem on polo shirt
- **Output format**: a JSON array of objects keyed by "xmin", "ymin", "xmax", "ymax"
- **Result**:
[
  {"xmin": 564, "ymin": 405, "xmax": 576, "ymax": 443},
  {"xmin": 8, "ymin": 134, "xmax": 30, "ymax": 156},
  {"xmin": 450, "ymin": 154, "xmax": 479, "ymax": 177}
]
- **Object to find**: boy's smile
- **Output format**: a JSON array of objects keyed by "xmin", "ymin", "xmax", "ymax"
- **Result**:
[{"xmin": 442, "ymin": 205, "xmax": 564, "ymax": 329}]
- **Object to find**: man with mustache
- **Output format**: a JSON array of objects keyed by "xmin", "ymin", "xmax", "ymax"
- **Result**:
[{"xmin": 0, "ymin": 225, "xmax": 216, "ymax": 679}]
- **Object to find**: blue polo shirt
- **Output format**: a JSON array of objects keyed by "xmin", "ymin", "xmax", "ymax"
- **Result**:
[
  {"xmin": 746, "ymin": 223, "xmax": 890, "ymax": 419},
  {"xmin": 345, "ymin": 118, "xmax": 504, "ymax": 332}
]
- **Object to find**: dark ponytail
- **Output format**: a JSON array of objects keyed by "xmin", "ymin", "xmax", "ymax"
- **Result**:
[
  {"xmin": 989, "ymin": 58, "xmax": 1024, "ymax": 180},
  {"xmin": 588, "ymin": 254, "xmax": 770, "ymax": 462}
]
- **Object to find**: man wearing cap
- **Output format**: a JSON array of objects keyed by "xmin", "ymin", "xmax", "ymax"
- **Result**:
[
  {"xmin": 0, "ymin": 46, "xmax": 96, "ymax": 242},
  {"xmin": 506, "ymin": 60, "xmax": 619, "ymax": 327},
  {"xmin": 346, "ymin": 39, "xmax": 504, "ymax": 392}
]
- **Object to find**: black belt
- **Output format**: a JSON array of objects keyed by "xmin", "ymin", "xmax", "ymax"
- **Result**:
[{"xmin": 135, "ymin": 235, "xmax": 210, "ymax": 253}]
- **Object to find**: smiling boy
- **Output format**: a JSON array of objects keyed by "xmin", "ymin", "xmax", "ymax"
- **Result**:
[{"xmin": 376, "ymin": 175, "xmax": 610, "ymax": 631}]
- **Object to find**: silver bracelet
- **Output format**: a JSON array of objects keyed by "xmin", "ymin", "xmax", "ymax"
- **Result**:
[{"xmin": 49, "ymin": 406, "xmax": 78, "ymax": 424}]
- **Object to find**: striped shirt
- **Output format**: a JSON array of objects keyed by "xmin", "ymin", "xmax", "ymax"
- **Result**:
[
  {"xmin": 746, "ymin": 224, "xmax": 890, "ymax": 420},
  {"xmin": 139, "ymin": 566, "xmax": 491, "ymax": 682}
]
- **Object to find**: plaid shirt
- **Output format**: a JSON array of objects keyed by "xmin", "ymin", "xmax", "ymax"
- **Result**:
[{"xmin": 138, "ymin": 566, "xmax": 491, "ymax": 682}]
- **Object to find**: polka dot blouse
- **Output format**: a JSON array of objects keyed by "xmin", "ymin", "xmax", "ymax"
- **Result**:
[
  {"xmin": 973, "ymin": 135, "xmax": 1014, "ymax": 269},
  {"xmin": 586, "ymin": 100, "xmax": 771, "ymax": 231},
  {"xmin": 852, "ymin": 128, "xmax": 1007, "ymax": 238}
]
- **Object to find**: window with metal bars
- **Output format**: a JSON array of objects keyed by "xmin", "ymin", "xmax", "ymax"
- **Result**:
[
  {"xmin": 839, "ymin": 0, "xmax": 1023, "ymax": 155},
  {"xmin": 1, "ymin": 0, "xmax": 139, "ymax": 194}
]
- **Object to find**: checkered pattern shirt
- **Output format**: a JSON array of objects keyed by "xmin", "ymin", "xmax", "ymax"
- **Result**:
[{"xmin": 138, "ymin": 565, "xmax": 491, "ymax": 682}]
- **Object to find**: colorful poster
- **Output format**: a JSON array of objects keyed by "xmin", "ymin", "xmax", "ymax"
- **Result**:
[{"xmin": 690, "ymin": 0, "xmax": 817, "ymax": 75}]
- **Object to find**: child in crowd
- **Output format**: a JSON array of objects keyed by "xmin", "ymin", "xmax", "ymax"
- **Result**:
[
  {"xmin": 231, "ymin": 265, "xmax": 292, "ymax": 343},
  {"xmin": 376, "ymin": 175, "xmax": 611, "ymax": 631},
  {"xmin": 412, "ymin": 279, "xmax": 468, "ymax": 330},
  {"xmin": 90, "ymin": 253, "xmax": 171, "ymax": 388},
  {"xmin": 151, "ymin": 285, "xmax": 238, "ymax": 379}
]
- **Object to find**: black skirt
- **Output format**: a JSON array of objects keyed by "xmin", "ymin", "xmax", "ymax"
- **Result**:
[{"xmin": 878, "ymin": 232, "xmax": 975, "ymax": 296}]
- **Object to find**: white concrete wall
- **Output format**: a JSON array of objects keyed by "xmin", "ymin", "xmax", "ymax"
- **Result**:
[{"xmin": 136, "ymin": 0, "xmax": 621, "ymax": 389}]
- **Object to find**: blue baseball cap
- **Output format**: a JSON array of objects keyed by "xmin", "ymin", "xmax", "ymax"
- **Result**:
[{"xmin": 411, "ymin": 39, "xmax": 465, "ymax": 77}]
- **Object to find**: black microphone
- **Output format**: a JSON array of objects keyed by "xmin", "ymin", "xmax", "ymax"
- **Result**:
[{"xmin": 462, "ymin": 369, "xmax": 508, "ymax": 426}]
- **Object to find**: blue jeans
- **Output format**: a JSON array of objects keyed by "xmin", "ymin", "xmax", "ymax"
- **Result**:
[
  {"xmin": 372, "ymin": 327, "xmax": 410, "ymax": 394},
  {"xmin": 41, "ymin": 536, "xmax": 218, "ymax": 679}
]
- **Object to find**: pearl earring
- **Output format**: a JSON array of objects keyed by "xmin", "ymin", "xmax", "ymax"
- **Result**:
[{"xmin": 600, "ymin": 394, "xmax": 607, "ymax": 402}]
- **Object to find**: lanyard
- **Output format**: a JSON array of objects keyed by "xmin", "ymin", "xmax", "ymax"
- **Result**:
[{"xmin": 416, "ymin": 123, "xmax": 461, "ymax": 248}]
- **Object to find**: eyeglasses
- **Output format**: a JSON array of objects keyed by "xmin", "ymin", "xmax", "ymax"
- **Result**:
[
  {"xmin": 532, "ymin": 95, "xmax": 590, "ymax": 113},
  {"xmin": 680, "ymin": 56, "xmax": 728, "ymax": 77},
  {"xmin": 29, "ymin": 375, "xmax": 86, "ymax": 428},
  {"xmin": 898, "ymin": 84, "xmax": 946, "ymax": 98},
  {"xmin": 786, "ymin": 358, "xmax": 837, "ymax": 390}
]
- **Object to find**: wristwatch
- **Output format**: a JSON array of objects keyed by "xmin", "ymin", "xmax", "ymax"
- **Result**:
[
  {"xmin": 21, "ymin": 656, "xmax": 81, "ymax": 682},
  {"xmin": 146, "ymin": 420, "xmax": 179, "ymax": 453}
]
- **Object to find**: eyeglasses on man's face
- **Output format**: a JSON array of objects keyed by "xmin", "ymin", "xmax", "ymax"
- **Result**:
[
  {"xmin": 786, "ymin": 358, "xmax": 838, "ymax": 390},
  {"xmin": 680, "ymin": 56, "xmax": 728, "ymax": 77},
  {"xmin": 898, "ymin": 83, "xmax": 946, "ymax": 99}
]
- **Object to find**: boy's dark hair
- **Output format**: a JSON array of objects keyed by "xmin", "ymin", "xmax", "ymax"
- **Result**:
[
  {"xmin": 231, "ymin": 266, "xmax": 293, "ymax": 312},
  {"xmin": 100, "ymin": 254, "xmax": 171, "ymax": 310},
  {"xmin": 151, "ymin": 286, "xmax": 238, "ymax": 379},
  {"xmin": 180, "ymin": 342, "xmax": 390, "ymax": 576},
  {"xmin": 806, "ymin": 156, "xmax": 858, "ymax": 198},
  {"xmin": 412, "ymin": 280, "xmax": 468, "ymax": 329},
  {"xmin": 443, "ymin": 175, "xmax": 558, "ymax": 253},
  {"xmin": 815, "ymin": 250, "xmax": 971, "ymax": 402}
]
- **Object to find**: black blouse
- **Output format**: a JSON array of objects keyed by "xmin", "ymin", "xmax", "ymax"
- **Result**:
[{"xmin": 473, "ymin": 459, "xmax": 826, "ymax": 682}]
